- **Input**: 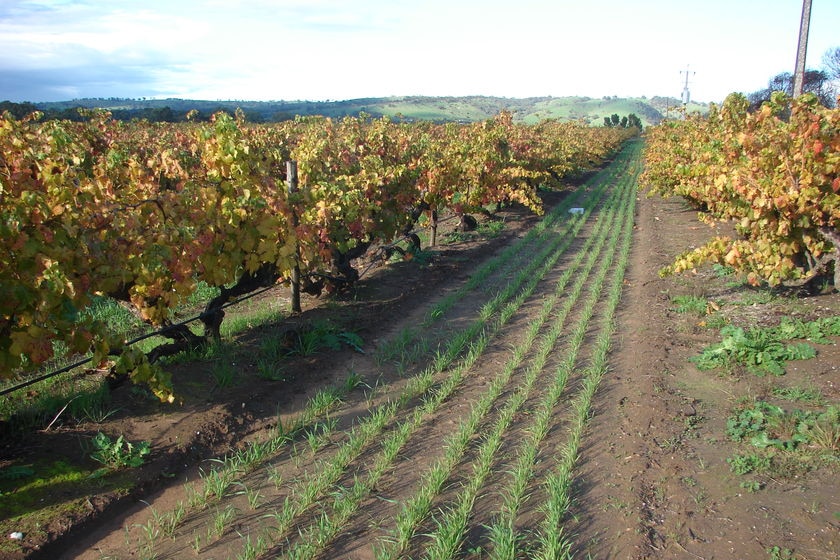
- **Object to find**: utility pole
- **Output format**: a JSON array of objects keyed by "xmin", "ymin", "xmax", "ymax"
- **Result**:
[
  {"xmin": 680, "ymin": 66, "xmax": 695, "ymax": 107},
  {"xmin": 793, "ymin": 0, "xmax": 812, "ymax": 97}
]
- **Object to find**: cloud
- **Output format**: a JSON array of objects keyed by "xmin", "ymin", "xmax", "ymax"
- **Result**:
[
  {"xmin": 0, "ymin": 62, "xmax": 183, "ymax": 102},
  {"xmin": 1, "ymin": 0, "xmax": 838, "ymax": 103}
]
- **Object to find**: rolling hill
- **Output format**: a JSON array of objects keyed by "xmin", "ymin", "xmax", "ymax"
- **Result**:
[{"xmin": 23, "ymin": 95, "xmax": 709, "ymax": 126}]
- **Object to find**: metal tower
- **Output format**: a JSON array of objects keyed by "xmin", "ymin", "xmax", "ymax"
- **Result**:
[{"xmin": 680, "ymin": 66, "xmax": 695, "ymax": 106}]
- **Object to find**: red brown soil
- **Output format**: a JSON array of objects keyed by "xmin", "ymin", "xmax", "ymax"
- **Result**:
[{"xmin": 2, "ymin": 169, "xmax": 838, "ymax": 560}]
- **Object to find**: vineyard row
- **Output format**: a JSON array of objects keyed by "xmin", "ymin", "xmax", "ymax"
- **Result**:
[
  {"xmin": 641, "ymin": 92, "xmax": 839, "ymax": 290},
  {"xmin": 1, "ymin": 109, "xmax": 636, "ymax": 397}
]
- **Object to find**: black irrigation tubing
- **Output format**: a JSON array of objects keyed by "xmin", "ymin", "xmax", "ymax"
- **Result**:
[{"xmin": 0, "ymin": 282, "xmax": 281, "ymax": 398}]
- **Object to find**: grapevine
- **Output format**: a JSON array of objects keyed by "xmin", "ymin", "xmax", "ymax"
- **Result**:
[{"xmin": 641, "ymin": 92, "xmax": 840, "ymax": 289}]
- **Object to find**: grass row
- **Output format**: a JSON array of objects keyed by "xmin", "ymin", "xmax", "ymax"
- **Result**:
[
  {"xmin": 375, "ymin": 149, "xmax": 638, "ymax": 560},
  {"xmin": 481, "ymin": 149, "xmax": 640, "ymax": 559},
  {"xmin": 529, "ymin": 148, "xmax": 639, "ymax": 559},
  {"xmin": 419, "ymin": 180, "xmax": 637, "ymax": 558}
]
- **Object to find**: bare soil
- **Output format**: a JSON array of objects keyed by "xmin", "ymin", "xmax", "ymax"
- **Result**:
[{"xmin": 2, "ymin": 149, "xmax": 838, "ymax": 560}]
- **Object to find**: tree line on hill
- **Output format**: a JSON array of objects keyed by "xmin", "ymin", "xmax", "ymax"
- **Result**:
[{"xmin": 0, "ymin": 101, "xmax": 265, "ymax": 123}]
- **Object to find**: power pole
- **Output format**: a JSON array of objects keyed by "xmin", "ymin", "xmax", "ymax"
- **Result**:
[
  {"xmin": 680, "ymin": 66, "xmax": 695, "ymax": 107},
  {"xmin": 793, "ymin": 0, "xmax": 812, "ymax": 97}
]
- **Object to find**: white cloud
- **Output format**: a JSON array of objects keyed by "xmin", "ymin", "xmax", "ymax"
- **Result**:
[{"xmin": 0, "ymin": 0, "xmax": 838, "ymax": 103}]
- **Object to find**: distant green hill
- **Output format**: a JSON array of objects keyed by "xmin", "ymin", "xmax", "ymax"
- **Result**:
[{"xmin": 27, "ymin": 95, "xmax": 709, "ymax": 126}]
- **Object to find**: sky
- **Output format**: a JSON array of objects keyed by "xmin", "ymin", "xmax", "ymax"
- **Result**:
[{"xmin": 0, "ymin": 0, "xmax": 838, "ymax": 104}]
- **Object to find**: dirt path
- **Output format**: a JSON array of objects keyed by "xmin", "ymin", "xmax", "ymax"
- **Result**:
[
  {"xmin": 5, "ymin": 138, "xmax": 838, "ymax": 560},
  {"xmin": 569, "ymin": 192, "xmax": 840, "ymax": 560}
]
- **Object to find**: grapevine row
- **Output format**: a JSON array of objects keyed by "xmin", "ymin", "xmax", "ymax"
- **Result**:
[
  {"xmin": 640, "ymin": 92, "xmax": 840, "ymax": 289},
  {"xmin": 1, "ymin": 109, "xmax": 635, "ymax": 398}
]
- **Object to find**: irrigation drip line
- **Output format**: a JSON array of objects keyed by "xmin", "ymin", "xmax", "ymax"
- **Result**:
[
  {"xmin": 0, "ymin": 283, "xmax": 280, "ymax": 398},
  {"xmin": 0, "ymin": 209, "xmax": 477, "ymax": 398}
]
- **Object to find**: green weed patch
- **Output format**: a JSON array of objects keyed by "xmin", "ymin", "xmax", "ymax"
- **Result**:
[
  {"xmin": 671, "ymin": 294, "xmax": 711, "ymax": 316},
  {"xmin": 691, "ymin": 316, "xmax": 840, "ymax": 376},
  {"xmin": 89, "ymin": 432, "xmax": 151, "ymax": 476},
  {"xmin": 727, "ymin": 400, "xmax": 839, "ymax": 453}
]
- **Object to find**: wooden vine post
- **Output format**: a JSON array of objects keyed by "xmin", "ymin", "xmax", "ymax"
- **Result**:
[
  {"xmin": 429, "ymin": 209, "xmax": 438, "ymax": 247},
  {"xmin": 286, "ymin": 160, "xmax": 302, "ymax": 313}
]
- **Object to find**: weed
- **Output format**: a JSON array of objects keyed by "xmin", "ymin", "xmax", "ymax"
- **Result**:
[
  {"xmin": 712, "ymin": 263, "xmax": 736, "ymax": 277},
  {"xmin": 185, "ymin": 281, "xmax": 222, "ymax": 307},
  {"xmin": 445, "ymin": 219, "xmax": 505, "ymax": 244},
  {"xmin": 256, "ymin": 358, "xmax": 287, "ymax": 381},
  {"xmin": 771, "ymin": 385, "xmax": 824, "ymax": 404},
  {"xmin": 804, "ymin": 501, "xmax": 820, "ymax": 515},
  {"xmin": 255, "ymin": 336, "xmax": 291, "ymax": 380},
  {"xmin": 727, "ymin": 453, "xmax": 770, "ymax": 475},
  {"xmin": 703, "ymin": 313, "xmax": 729, "ymax": 329},
  {"xmin": 477, "ymin": 219, "xmax": 505, "ymax": 237},
  {"xmin": 69, "ymin": 384, "xmax": 118, "ymax": 424},
  {"xmin": 772, "ymin": 316, "xmax": 840, "ymax": 343},
  {"xmin": 735, "ymin": 290, "xmax": 776, "ymax": 306},
  {"xmin": 805, "ymin": 407, "xmax": 840, "ymax": 452},
  {"xmin": 403, "ymin": 247, "xmax": 436, "ymax": 265},
  {"xmin": 766, "ymin": 545, "xmax": 795, "ymax": 560},
  {"xmin": 286, "ymin": 321, "xmax": 364, "ymax": 356},
  {"xmin": 659, "ymin": 436, "xmax": 682, "ymax": 452},
  {"xmin": 344, "ymin": 370, "xmax": 368, "ymax": 392},
  {"xmin": 693, "ymin": 324, "xmax": 817, "ymax": 376},
  {"xmin": 373, "ymin": 328, "xmax": 414, "ymax": 365},
  {"xmin": 0, "ymin": 465, "xmax": 35, "ymax": 482},
  {"xmin": 671, "ymin": 294, "xmax": 709, "ymax": 316},
  {"xmin": 211, "ymin": 361, "xmax": 236, "ymax": 388},
  {"xmin": 89, "ymin": 432, "xmax": 150, "ymax": 476},
  {"xmin": 727, "ymin": 401, "xmax": 779, "ymax": 442},
  {"xmin": 80, "ymin": 295, "xmax": 145, "ymax": 339},
  {"xmin": 740, "ymin": 480, "xmax": 762, "ymax": 492},
  {"xmin": 728, "ymin": 400, "xmax": 839, "ymax": 453}
]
